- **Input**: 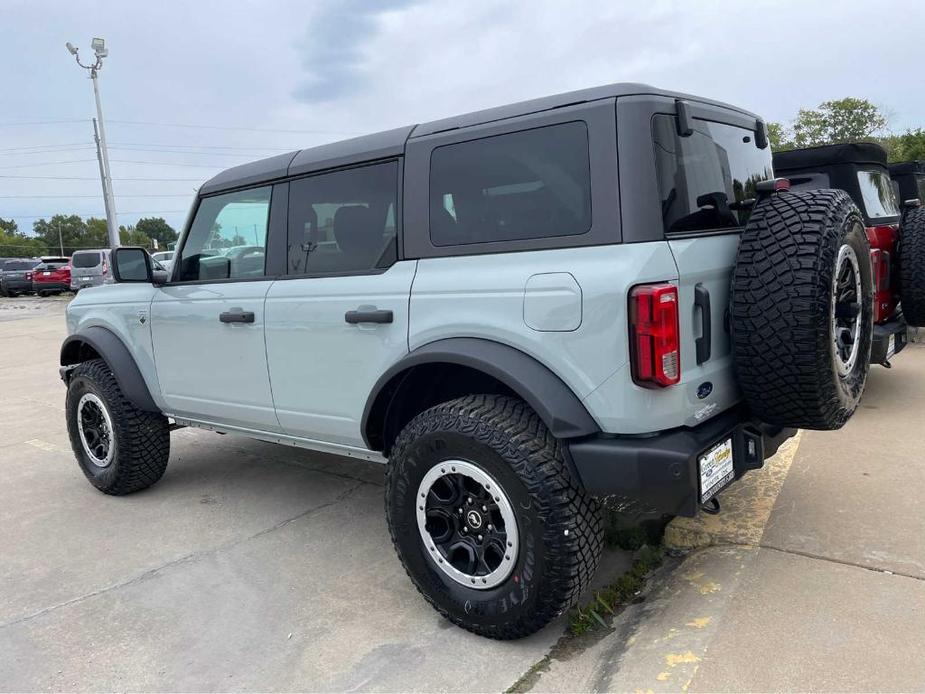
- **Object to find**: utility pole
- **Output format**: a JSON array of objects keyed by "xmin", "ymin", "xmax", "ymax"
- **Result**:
[
  {"xmin": 66, "ymin": 38, "xmax": 119, "ymax": 248},
  {"xmin": 57, "ymin": 222, "xmax": 64, "ymax": 256}
]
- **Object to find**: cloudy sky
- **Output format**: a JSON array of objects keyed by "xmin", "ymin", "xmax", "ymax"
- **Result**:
[{"xmin": 2, "ymin": 0, "xmax": 923, "ymax": 241}]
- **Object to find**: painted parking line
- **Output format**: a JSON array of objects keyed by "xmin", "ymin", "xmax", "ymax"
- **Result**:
[
  {"xmin": 24, "ymin": 439, "xmax": 70, "ymax": 454},
  {"xmin": 664, "ymin": 432, "xmax": 803, "ymax": 551}
]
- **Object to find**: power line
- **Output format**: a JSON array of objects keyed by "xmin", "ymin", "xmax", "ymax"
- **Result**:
[
  {"xmin": 0, "ymin": 194, "xmax": 191, "ymax": 198},
  {"xmin": 7, "ymin": 210, "xmax": 187, "ymax": 219},
  {"xmin": 0, "ymin": 174, "xmax": 204, "ymax": 181},
  {"xmin": 0, "ymin": 119, "xmax": 86, "ymax": 128},
  {"xmin": 106, "ymin": 119, "xmax": 359, "ymax": 135},
  {"xmin": 0, "ymin": 158, "xmax": 230, "ymax": 170}
]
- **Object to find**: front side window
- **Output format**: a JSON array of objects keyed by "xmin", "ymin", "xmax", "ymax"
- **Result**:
[
  {"xmin": 653, "ymin": 115, "xmax": 773, "ymax": 234},
  {"xmin": 429, "ymin": 122, "xmax": 592, "ymax": 246},
  {"xmin": 177, "ymin": 186, "xmax": 271, "ymax": 282},
  {"xmin": 857, "ymin": 169, "xmax": 900, "ymax": 220},
  {"xmin": 287, "ymin": 161, "xmax": 398, "ymax": 275}
]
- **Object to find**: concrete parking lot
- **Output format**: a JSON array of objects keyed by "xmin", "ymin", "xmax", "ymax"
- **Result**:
[{"xmin": 2, "ymin": 296, "xmax": 924, "ymax": 692}]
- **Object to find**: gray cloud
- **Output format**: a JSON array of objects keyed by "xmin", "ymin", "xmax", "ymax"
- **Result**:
[{"xmin": 293, "ymin": 0, "xmax": 418, "ymax": 102}]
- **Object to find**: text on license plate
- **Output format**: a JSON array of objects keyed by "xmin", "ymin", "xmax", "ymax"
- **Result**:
[{"xmin": 699, "ymin": 438, "xmax": 734, "ymax": 503}]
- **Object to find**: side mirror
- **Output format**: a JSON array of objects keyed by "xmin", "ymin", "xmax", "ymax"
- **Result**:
[{"xmin": 111, "ymin": 247, "xmax": 153, "ymax": 283}]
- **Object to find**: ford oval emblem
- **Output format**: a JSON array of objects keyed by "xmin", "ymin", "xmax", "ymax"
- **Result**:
[{"xmin": 697, "ymin": 382, "xmax": 713, "ymax": 399}]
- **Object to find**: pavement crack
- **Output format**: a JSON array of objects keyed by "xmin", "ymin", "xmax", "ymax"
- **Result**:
[
  {"xmin": 0, "ymin": 481, "xmax": 365, "ymax": 631},
  {"xmin": 757, "ymin": 543, "xmax": 925, "ymax": 582}
]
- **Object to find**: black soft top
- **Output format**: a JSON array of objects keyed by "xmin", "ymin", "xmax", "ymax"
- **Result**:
[
  {"xmin": 200, "ymin": 82, "xmax": 761, "ymax": 195},
  {"xmin": 773, "ymin": 142, "xmax": 888, "ymax": 171},
  {"xmin": 889, "ymin": 160, "xmax": 925, "ymax": 176},
  {"xmin": 773, "ymin": 142, "xmax": 898, "ymax": 225}
]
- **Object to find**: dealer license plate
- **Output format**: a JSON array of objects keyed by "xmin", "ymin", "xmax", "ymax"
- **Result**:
[
  {"xmin": 42, "ymin": 271, "xmax": 50, "ymax": 276},
  {"xmin": 699, "ymin": 438, "xmax": 734, "ymax": 503}
]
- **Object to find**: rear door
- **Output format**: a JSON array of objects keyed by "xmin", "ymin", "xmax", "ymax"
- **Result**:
[
  {"xmin": 151, "ymin": 185, "xmax": 281, "ymax": 431},
  {"xmin": 648, "ymin": 104, "xmax": 774, "ymax": 422},
  {"xmin": 264, "ymin": 160, "xmax": 413, "ymax": 450}
]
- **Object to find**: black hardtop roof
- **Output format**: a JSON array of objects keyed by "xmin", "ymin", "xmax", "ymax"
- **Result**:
[
  {"xmin": 773, "ymin": 142, "xmax": 889, "ymax": 172},
  {"xmin": 889, "ymin": 160, "xmax": 925, "ymax": 175},
  {"xmin": 200, "ymin": 82, "xmax": 761, "ymax": 195}
]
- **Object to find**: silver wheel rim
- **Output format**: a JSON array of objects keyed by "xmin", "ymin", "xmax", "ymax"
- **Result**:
[
  {"xmin": 831, "ymin": 243, "xmax": 863, "ymax": 376},
  {"xmin": 77, "ymin": 392, "xmax": 115, "ymax": 467},
  {"xmin": 416, "ymin": 460, "xmax": 519, "ymax": 590}
]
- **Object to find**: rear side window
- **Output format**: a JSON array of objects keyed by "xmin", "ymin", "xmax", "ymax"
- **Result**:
[
  {"xmin": 786, "ymin": 172, "xmax": 831, "ymax": 192},
  {"xmin": 287, "ymin": 161, "xmax": 399, "ymax": 275},
  {"xmin": 72, "ymin": 252, "xmax": 101, "ymax": 268},
  {"xmin": 178, "ymin": 187, "xmax": 271, "ymax": 281},
  {"xmin": 857, "ymin": 169, "xmax": 900, "ymax": 219},
  {"xmin": 429, "ymin": 122, "xmax": 592, "ymax": 246},
  {"xmin": 652, "ymin": 115, "xmax": 773, "ymax": 234}
]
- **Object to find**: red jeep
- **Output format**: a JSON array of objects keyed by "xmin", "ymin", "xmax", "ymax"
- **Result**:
[{"xmin": 774, "ymin": 143, "xmax": 913, "ymax": 365}]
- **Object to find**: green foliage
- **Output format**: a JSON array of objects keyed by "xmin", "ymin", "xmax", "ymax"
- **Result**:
[
  {"xmin": 32, "ymin": 215, "xmax": 103, "ymax": 255},
  {"xmin": 791, "ymin": 98, "xmax": 887, "ymax": 148},
  {"xmin": 569, "ymin": 544, "xmax": 664, "ymax": 636},
  {"xmin": 0, "ymin": 218, "xmax": 47, "ymax": 257},
  {"xmin": 766, "ymin": 121, "xmax": 790, "ymax": 152},
  {"xmin": 882, "ymin": 128, "xmax": 925, "ymax": 163},
  {"xmin": 135, "ymin": 217, "xmax": 178, "ymax": 248},
  {"xmin": 118, "ymin": 224, "xmax": 154, "ymax": 248}
]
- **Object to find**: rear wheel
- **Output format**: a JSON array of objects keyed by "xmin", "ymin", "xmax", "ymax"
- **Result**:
[
  {"xmin": 386, "ymin": 394, "xmax": 602, "ymax": 639},
  {"xmin": 732, "ymin": 189, "xmax": 873, "ymax": 430},
  {"xmin": 899, "ymin": 206, "xmax": 925, "ymax": 327},
  {"xmin": 66, "ymin": 359, "xmax": 170, "ymax": 494}
]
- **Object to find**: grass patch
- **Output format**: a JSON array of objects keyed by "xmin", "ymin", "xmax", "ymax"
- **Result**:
[{"xmin": 568, "ymin": 544, "xmax": 664, "ymax": 636}]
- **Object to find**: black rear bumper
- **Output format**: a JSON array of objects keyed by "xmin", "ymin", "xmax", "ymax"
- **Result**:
[
  {"xmin": 567, "ymin": 407, "xmax": 796, "ymax": 518},
  {"xmin": 871, "ymin": 316, "xmax": 908, "ymax": 365}
]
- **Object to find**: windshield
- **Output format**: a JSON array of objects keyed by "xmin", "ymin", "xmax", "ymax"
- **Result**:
[
  {"xmin": 72, "ymin": 252, "xmax": 102, "ymax": 268},
  {"xmin": 858, "ymin": 170, "xmax": 900, "ymax": 219}
]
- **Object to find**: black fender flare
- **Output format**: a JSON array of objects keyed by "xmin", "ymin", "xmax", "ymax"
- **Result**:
[
  {"xmin": 362, "ymin": 337, "xmax": 600, "ymax": 451},
  {"xmin": 60, "ymin": 326, "xmax": 160, "ymax": 413}
]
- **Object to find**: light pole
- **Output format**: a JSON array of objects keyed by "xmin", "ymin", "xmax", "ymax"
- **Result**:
[{"xmin": 66, "ymin": 38, "xmax": 119, "ymax": 248}]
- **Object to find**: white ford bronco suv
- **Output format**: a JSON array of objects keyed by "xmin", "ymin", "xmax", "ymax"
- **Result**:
[{"xmin": 60, "ymin": 83, "xmax": 876, "ymax": 639}]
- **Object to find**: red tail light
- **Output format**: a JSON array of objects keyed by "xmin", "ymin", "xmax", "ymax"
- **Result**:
[
  {"xmin": 629, "ymin": 283, "xmax": 681, "ymax": 388},
  {"xmin": 102, "ymin": 257, "xmax": 109, "ymax": 275}
]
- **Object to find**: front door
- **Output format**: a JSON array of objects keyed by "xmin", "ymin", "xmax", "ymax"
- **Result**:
[
  {"xmin": 264, "ymin": 161, "xmax": 413, "ymax": 449},
  {"xmin": 151, "ymin": 185, "xmax": 279, "ymax": 431}
]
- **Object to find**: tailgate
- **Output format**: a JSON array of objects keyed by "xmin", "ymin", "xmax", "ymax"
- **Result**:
[{"xmin": 667, "ymin": 234, "xmax": 741, "ymax": 425}]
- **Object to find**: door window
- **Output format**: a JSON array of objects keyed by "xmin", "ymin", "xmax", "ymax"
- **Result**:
[
  {"xmin": 287, "ymin": 161, "xmax": 398, "ymax": 275},
  {"xmin": 177, "ymin": 186, "xmax": 272, "ymax": 281},
  {"xmin": 652, "ymin": 115, "xmax": 773, "ymax": 234},
  {"xmin": 429, "ymin": 122, "xmax": 592, "ymax": 246}
]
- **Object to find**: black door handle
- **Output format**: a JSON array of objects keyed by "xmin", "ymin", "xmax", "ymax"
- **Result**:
[
  {"xmin": 694, "ymin": 283, "xmax": 711, "ymax": 365},
  {"xmin": 345, "ymin": 309, "xmax": 393, "ymax": 324},
  {"xmin": 219, "ymin": 310, "xmax": 255, "ymax": 324}
]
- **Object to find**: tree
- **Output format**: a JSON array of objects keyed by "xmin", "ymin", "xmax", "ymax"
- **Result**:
[
  {"xmin": 32, "ymin": 215, "xmax": 100, "ymax": 255},
  {"xmin": 135, "ymin": 217, "xmax": 178, "ymax": 249},
  {"xmin": 767, "ymin": 121, "xmax": 792, "ymax": 152},
  {"xmin": 0, "ymin": 219, "xmax": 47, "ymax": 257},
  {"xmin": 791, "ymin": 98, "xmax": 887, "ymax": 148},
  {"xmin": 882, "ymin": 128, "xmax": 925, "ymax": 163},
  {"xmin": 0, "ymin": 218, "xmax": 18, "ymax": 235},
  {"xmin": 118, "ymin": 224, "xmax": 154, "ymax": 248}
]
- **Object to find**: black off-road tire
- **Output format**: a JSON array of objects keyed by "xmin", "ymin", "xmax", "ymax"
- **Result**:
[
  {"xmin": 386, "ymin": 394, "xmax": 603, "ymax": 640},
  {"xmin": 66, "ymin": 358, "xmax": 170, "ymax": 494},
  {"xmin": 732, "ymin": 189, "xmax": 873, "ymax": 430},
  {"xmin": 899, "ymin": 206, "xmax": 925, "ymax": 327}
]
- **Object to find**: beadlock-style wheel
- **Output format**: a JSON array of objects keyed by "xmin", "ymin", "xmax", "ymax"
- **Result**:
[
  {"xmin": 76, "ymin": 392, "xmax": 115, "ymax": 467},
  {"xmin": 831, "ymin": 243, "xmax": 863, "ymax": 376},
  {"xmin": 416, "ymin": 460, "xmax": 519, "ymax": 590}
]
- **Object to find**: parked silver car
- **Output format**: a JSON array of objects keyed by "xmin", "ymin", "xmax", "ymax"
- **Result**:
[{"xmin": 70, "ymin": 249, "xmax": 113, "ymax": 290}]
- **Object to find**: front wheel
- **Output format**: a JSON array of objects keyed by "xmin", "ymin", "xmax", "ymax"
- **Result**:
[
  {"xmin": 66, "ymin": 359, "xmax": 170, "ymax": 494},
  {"xmin": 386, "ymin": 395, "xmax": 602, "ymax": 639}
]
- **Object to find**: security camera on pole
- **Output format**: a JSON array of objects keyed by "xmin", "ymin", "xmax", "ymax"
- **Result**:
[{"xmin": 66, "ymin": 38, "xmax": 119, "ymax": 248}]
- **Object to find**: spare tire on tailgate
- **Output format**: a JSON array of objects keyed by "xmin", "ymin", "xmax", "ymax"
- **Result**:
[
  {"xmin": 898, "ymin": 205, "xmax": 925, "ymax": 327},
  {"xmin": 731, "ymin": 188, "xmax": 873, "ymax": 431}
]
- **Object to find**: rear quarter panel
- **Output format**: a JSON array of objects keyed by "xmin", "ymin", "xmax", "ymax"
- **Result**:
[{"xmin": 409, "ymin": 243, "xmax": 682, "ymax": 433}]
